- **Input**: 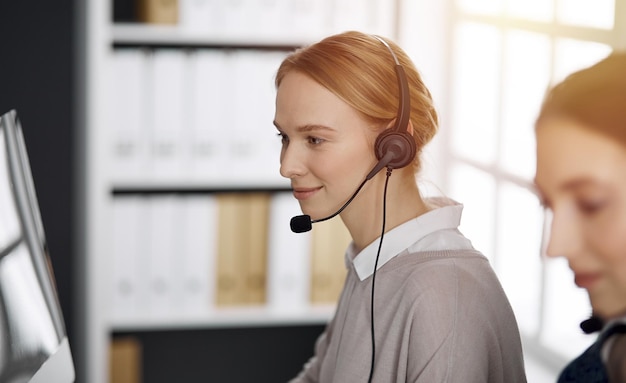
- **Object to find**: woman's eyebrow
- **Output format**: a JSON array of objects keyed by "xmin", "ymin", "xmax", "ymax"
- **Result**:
[
  {"xmin": 296, "ymin": 124, "xmax": 335, "ymax": 133},
  {"xmin": 273, "ymin": 121, "xmax": 336, "ymax": 133},
  {"xmin": 559, "ymin": 177, "xmax": 603, "ymax": 192}
]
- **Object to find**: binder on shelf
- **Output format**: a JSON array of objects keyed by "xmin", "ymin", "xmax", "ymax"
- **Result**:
[
  {"xmin": 138, "ymin": 0, "xmax": 179, "ymax": 24},
  {"xmin": 223, "ymin": 51, "xmax": 256, "ymax": 182},
  {"xmin": 254, "ymin": 51, "xmax": 290, "ymax": 185},
  {"xmin": 145, "ymin": 195, "xmax": 179, "ymax": 314},
  {"xmin": 177, "ymin": 0, "xmax": 328, "ymax": 42},
  {"xmin": 179, "ymin": 0, "xmax": 223, "ymax": 34},
  {"xmin": 215, "ymin": 192, "xmax": 271, "ymax": 306},
  {"xmin": 178, "ymin": 195, "xmax": 218, "ymax": 313},
  {"xmin": 111, "ymin": 196, "xmax": 148, "ymax": 319},
  {"xmin": 218, "ymin": 0, "xmax": 256, "ymax": 38},
  {"xmin": 188, "ymin": 49, "xmax": 228, "ymax": 182},
  {"xmin": 331, "ymin": 0, "xmax": 371, "ymax": 34},
  {"xmin": 226, "ymin": 50, "xmax": 287, "ymax": 186},
  {"xmin": 110, "ymin": 49, "xmax": 149, "ymax": 182},
  {"xmin": 244, "ymin": 193, "xmax": 271, "ymax": 304},
  {"xmin": 215, "ymin": 193, "xmax": 249, "ymax": 306},
  {"xmin": 285, "ymin": 0, "xmax": 330, "ymax": 41},
  {"xmin": 309, "ymin": 217, "xmax": 351, "ymax": 304},
  {"xmin": 267, "ymin": 192, "xmax": 311, "ymax": 312},
  {"xmin": 246, "ymin": 0, "xmax": 284, "ymax": 39},
  {"xmin": 109, "ymin": 336, "xmax": 142, "ymax": 383},
  {"xmin": 148, "ymin": 49, "xmax": 189, "ymax": 181},
  {"xmin": 330, "ymin": 0, "xmax": 393, "ymax": 36}
]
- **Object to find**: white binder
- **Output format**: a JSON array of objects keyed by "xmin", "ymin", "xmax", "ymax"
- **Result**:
[
  {"xmin": 149, "ymin": 50, "xmax": 189, "ymax": 181},
  {"xmin": 110, "ymin": 50, "xmax": 149, "ymax": 182},
  {"xmin": 178, "ymin": 195, "xmax": 218, "ymax": 313},
  {"xmin": 146, "ymin": 195, "xmax": 179, "ymax": 314},
  {"xmin": 266, "ymin": 192, "xmax": 311, "ymax": 311},
  {"xmin": 111, "ymin": 196, "xmax": 147, "ymax": 319},
  {"xmin": 188, "ymin": 49, "xmax": 228, "ymax": 182}
]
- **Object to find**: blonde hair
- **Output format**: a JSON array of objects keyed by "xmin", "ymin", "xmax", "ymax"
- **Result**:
[{"xmin": 275, "ymin": 31, "xmax": 438, "ymax": 173}]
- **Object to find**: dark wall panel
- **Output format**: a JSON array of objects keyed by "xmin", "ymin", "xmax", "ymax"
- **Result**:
[
  {"xmin": 115, "ymin": 325, "xmax": 325, "ymax": 383},
  {"xmin": 0, "ymin": 0, "xmax": 76, "ymax": 356}
]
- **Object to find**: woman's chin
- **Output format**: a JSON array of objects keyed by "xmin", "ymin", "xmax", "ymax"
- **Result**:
[{"xmin": 591, "ymin": 300, "xmax": 626, "ymax": 322}]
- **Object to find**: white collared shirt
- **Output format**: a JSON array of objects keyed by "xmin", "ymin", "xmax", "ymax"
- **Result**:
[
  {"xmin": 347, "ymin": 196, "xmax": 475, "ymax": 281},
  {"xmin": 289, "ymin": 196, "xmax": 527, "ymax": 383}
]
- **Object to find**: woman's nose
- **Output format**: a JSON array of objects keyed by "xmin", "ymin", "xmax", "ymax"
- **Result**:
[
  {"xmin": 545, "ymin": 206, "xmax": 582, "ymax": 259},
  {"xmin": 279, "ymin": 144, "xmax": 306, "ymax": 179}
]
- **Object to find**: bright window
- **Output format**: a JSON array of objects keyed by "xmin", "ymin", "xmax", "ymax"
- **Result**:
[{"xmin": 442, "ymin": 0, "xmax": 624, "ymax": 372}]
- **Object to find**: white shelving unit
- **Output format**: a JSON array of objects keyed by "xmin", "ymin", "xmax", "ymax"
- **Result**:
[
  {"xmin": 111, "ymin": 304, "xmax": 337, "ymax": 332},
  {"xmin": 111, "ymin": 23, "xmax": 318, "ymax": 47},
  {"xmin": 80, "ymin": 1, "xmax": 398, "ymax": 382}
]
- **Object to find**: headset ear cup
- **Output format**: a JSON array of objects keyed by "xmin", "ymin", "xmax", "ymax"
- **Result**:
[{"xmin": 374, "ymin": 129, "xmax": 417, "ymax": 169}]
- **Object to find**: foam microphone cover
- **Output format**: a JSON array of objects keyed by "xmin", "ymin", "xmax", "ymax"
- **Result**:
[
  {"xmin": 290, "ymin": 215, "xmax": 312, "ymax": 233},
  {"xmin": 580, "ymin": 315, "xmax": 604, "ymax": 334}
]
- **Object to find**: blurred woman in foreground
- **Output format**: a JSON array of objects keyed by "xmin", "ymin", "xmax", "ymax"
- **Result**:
[{"xmin": 534, "ymin": 52, "xmax": 626, "ymax": 382}]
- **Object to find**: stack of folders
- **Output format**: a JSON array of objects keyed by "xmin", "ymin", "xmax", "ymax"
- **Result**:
[
  {"xmin": 111, "ymin": 194, "xmax": 218, "ymax": 319},
  {"xmin": 177, "ymin": 0, "xmax": 382, "ymax": 42},
  {"xmin": 110, "ymin": 192, "xmax": 352, "ymax": 322},
  {"xmin": 109, "ymin": 48, "xmax": 288, "ymax": 187},
  {"xmin": 178, "ymin": 0, "xmax": 327, "ymax": 40}
]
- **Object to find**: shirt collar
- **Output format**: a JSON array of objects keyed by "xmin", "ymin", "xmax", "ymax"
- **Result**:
[{"xmin": 347, "ymin": 197, "xmax": 466, "ymax": 281}]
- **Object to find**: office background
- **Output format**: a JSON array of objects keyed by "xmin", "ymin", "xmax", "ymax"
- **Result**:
[{"xmin": 1, "ymin": 1, "xmax": 625, "ymax": 382}]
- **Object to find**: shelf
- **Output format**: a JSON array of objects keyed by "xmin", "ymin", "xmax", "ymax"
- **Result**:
[
  {"xmin": 112, "ymin": 186, "xmax": 292, "ymax": 196},
  {"xmin": 111, "ymin": 23, "xmax": 312, "ymax": 50},
  {"xmin": 111, "ymin": 182, "xmax": 292, "ymax": 196},
  {"xmin": 82, "ymin": 1, "xmax": 398, "ymax": 381},
  {"xmin": 109, "ymin": 304, "xmax": 335, "ymax": 331}
]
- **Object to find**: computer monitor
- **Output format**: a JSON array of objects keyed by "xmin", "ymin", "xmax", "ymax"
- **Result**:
[{"xmin": 0, "ymin": 109, "xmax": 75, "ymax": 382}]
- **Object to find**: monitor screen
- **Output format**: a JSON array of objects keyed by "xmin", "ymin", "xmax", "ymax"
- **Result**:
[{"xmin": 0, "ymin": 109, "xmax": 75, "ymax": 383}]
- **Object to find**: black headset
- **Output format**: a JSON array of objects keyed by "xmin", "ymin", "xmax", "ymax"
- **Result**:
[
  {"xmin": 365, "ymin": 35, "xmax": 417, "ymax": 383},
  {"xmin": 371, "ymin": 35, "xmax": 416, "ymax": 171}
]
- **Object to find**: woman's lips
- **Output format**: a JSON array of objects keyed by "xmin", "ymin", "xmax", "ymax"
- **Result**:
[
  {"xmin": 293, "ymin": 187, "xmax": 322, "ymax": 200},
  {"xmin": 574, "ymin": 273, "xmax": 601, "ymax": 289}
]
